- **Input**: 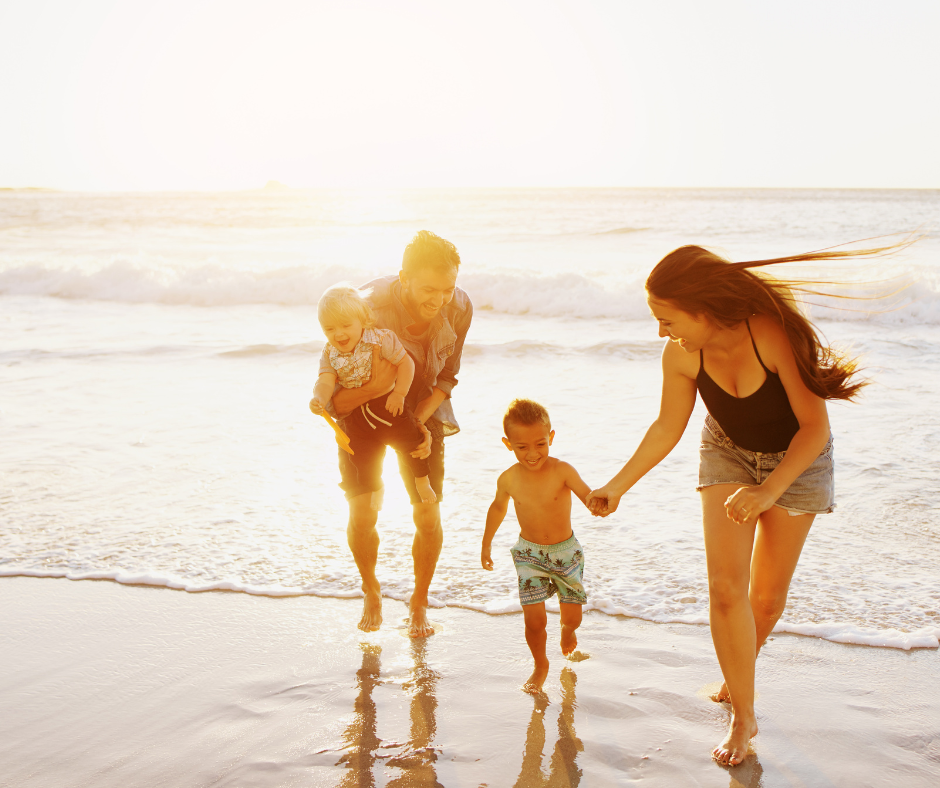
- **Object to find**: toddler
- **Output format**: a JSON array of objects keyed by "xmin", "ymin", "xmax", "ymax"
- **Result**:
[
  {"xmin": 309, "ymin": 284, "xmax": 435, "ymax": 507},
  {"xmin": 481, "ymin": 399, "xmax": 596, "ymax": 693}
]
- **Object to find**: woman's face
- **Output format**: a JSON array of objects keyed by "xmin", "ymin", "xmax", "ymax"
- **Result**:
[{"xmin": 647, "ymin": 296, "xmax": 713, "ymax": 353}]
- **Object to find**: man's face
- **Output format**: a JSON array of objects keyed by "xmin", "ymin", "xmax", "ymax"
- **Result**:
[
  {"xmin": 502, "ymin": 422, "xmax": 554, "ymax": 472},
  {"xmin": 399, "ymin": 266, "xmax": 458, "ymax": 324}
]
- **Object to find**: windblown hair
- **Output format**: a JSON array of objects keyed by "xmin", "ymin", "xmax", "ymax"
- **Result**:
[
  {"xmin": 503, "ymin": 398, "xmax": 551, "ymax": 436},
  {"xmin": 317, "ymin": 284, "xmax": 376, "ymax": 329},
  {"xmin": 645, "ymin": 239, "xmax": 913, "ymax": 401},
  {"xmin": 402, "ymin": 230, "xmax": 461, "ymax": 276}
]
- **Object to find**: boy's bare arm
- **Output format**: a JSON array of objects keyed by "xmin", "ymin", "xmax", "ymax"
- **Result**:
[
  {"xmin": 481, "ymin": 473, "xmax": 512, "ymax": 570},
  {"xmin": 309, "ymin": 372, "xmax": 337, "ymax": 416},
  {"xmin": 386, "ymin": 354, "xmax": 415, "ymax": 417},
  {"xmin": 561, "ymin": 462, "xmax": 596, "ymax": 510},
  {"xmin": 332, "ymin": 346, "xmax": 397, "ymax": 417}
]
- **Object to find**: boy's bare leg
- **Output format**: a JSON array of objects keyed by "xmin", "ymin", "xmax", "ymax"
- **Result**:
[
  {"xmin": 559, "ymin": 602, "xmax": 582, "ymax": 656},
  {"xmin": 408, "ymin": 501, "xmax": 442, "ymax": 638},
  {"xmin": 522, "ymin": 602, "xmax": 549, "ymax": 693},
  {"xmin": 347, "ymin": 492, "xmax": 383, "ymax": 632}
]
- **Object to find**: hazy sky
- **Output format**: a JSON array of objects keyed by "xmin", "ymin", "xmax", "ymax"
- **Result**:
[{"xmin": 2, "ymin": 0, "xmax": 938, "ymax": 190}]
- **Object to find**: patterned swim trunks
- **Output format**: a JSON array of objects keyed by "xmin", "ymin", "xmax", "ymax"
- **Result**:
[{"xmin": 510, "ymin": 533, "xmax": 586, "ymax": 606}]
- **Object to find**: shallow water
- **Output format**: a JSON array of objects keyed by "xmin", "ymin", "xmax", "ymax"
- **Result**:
[{"xmin": 2, "ymin": 188, "xmax": 939, "ymax": 648}]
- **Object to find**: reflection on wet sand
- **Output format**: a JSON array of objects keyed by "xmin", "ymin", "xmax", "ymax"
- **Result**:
[
  {"xmin": 514, "ymin": 667, "xmax": 583, "ymax": 787},
  {"xmin": 725, "ymin": 755, "xmax": 764, "ymax": 788},
  {"xmin": 337, "ymin": 639, "xmax": 442, "ymax": 787}
]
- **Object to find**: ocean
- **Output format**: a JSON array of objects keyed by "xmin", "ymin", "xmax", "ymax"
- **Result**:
[{"xmin": 2, "ymin": 187, "xmax": 939, "ymax": 650}]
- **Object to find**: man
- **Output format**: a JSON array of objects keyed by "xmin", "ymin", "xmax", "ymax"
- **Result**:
[{"xmin": 329, "ymin": 230, "xmax": 472, "ymax": 637}]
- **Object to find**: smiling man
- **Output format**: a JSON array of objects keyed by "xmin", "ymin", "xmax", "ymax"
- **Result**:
[{"xmin": 329, "ymin": 231, "xmax": 473, "ymax": 637}]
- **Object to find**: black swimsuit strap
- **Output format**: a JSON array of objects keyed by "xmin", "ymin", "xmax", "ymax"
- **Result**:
[{"xmin": 744, "ymin": 319, "xmax": 770, "ymax": 372}]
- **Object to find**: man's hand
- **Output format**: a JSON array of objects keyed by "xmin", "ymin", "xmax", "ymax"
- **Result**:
[
  {"xmin": 481, "ymin": 545, "xmax": 493, "ymax": 571},
  {"xmin": 386, "ymin": 391, "xmax": 405, "ymax": 417},
  {"xmin": 410, "ymin": 421, "xmax": 432, "ymax": 460}
]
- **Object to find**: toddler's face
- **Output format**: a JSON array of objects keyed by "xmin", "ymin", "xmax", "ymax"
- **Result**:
[
  {"xmin": 502, "ymin": 422, "xmax": 554, "ymax": 472},
  {"xmin": 322, "ymin": 314, "xmax": 364, "ymax": 353}
]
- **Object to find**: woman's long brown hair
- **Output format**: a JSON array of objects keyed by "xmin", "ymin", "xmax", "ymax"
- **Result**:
[{"xmin": 645, "ymin": 239, "xmax": 914, "ymax": 401}]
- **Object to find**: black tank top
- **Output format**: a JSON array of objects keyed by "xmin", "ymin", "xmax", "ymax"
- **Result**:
[{"xmin": 697, "ymin": 320, "xmax": 799, "ymax": 453}]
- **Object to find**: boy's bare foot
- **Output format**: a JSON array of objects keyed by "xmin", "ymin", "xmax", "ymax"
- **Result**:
[
  {"xmin": 710, "ymin": 680, "xmax": 731, "ymax": 703},
  {"xmin": 407, "ymin": 603, "xmax": 435, "ymax": 638},
  {"xmin": 369, "ymin": 487, "xmax": 384, "ymax": 512},
  {"xmin": 712, "ymin": 712, "xmax": 758, "ymax": 766},
  {"xmin": 523, "ymin": 660, "xmax": 550, "ymax": 694},
  {"xmin": 414, "ymin": 476, "xmax": 437, "ymax": 505},
  {"xmin": 358, "ymin": 591, "xmax": 382, "ymax": 632},
  {"xmin": 560, "ymin": 624, "xmax": 578, "ymax": 657}
]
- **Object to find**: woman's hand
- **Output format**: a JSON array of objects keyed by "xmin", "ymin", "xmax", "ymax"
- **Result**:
[
  {"xmin": 410, "ymin": 421, "xmax": 433, "ymax": 460},
  {"xmin": 586, "ymin": 486, "xmax": 621, "ymax": 517},
  {"xmin": 724, "ymin": 486, "xmax": 775, "ymax": 525}
]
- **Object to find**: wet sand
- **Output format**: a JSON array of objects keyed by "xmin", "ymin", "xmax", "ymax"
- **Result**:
[{"xmin": 1, "ymin": 577, "xmax": 938, "ymax": 787}]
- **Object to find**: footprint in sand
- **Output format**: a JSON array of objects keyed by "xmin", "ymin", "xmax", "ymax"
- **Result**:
[{"xmin": 565, "ymin": 650, "xmax": 590, "ymax": 662}]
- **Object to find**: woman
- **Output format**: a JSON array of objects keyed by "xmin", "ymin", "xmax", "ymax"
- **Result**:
[{"xmin": 588, "ymin": 242, "xmax": 895, "ymax": 766}]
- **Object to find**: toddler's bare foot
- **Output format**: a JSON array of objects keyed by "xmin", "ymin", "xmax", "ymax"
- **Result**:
[
  {"xmin": 369, "ymin": 487, "xmax": 384, "ymax": 512},
  {"xmin": 560, "ymin": 624, "xmax": 578, "ymax": 657},
  {"xmin": 522, "ymin": 660, "xmax": 549, "ymax": 694},
  {"xmin": 712, "ymin": 712, "xmax": 758, "ymax": 766},
  {"xmin": 710, "ymin": 680, "xmax": 731, "ymax": 703},
  {"xmin": 358, "ymin": 591, "xmax": 382, "ymax": 632},
  {"xmin": 414, "ymin": 476, "xmax": 437, "ymax": 504},
  {"xmin": 407, "ymin": 603, "xmax": 435, "ymax": 638}
]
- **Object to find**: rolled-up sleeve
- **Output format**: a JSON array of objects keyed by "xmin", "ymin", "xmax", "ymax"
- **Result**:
[{"xmin": 435, "ymin": 298, "xmax": 473, "ymax": 397}]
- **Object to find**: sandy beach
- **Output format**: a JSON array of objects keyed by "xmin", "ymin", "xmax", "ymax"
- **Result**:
[{"xmin": 1, "ymin": 577, "xmax": 937, "ymax": 787}]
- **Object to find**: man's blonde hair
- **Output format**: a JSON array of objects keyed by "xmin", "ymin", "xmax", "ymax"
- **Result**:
[
  {"xmin": 317, "ymin": 284, "xmax": 376, "ymax": 329},
  {"xmin": 503, "ymin": 398, "xmax": 551, "ymax": 436}
]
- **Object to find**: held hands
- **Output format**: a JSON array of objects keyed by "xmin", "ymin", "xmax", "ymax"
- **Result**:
[
  {"xmin": 586, "ymin": 486, "xmax": 620, "ymax": 517},
  {"xmin": 724, "ymin": 486, "xmax": 774, "ymax": 525},
  {"xmin": 481, "ymin": 545, "xmax": 493, "ymax": 571},
  {"xmin": 385, "ymin": 390, "xmax": 405, "ymax": 417}
]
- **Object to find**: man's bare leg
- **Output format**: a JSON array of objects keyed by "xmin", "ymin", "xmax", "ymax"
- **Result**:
[
  {"xmin": 711, "ymin": 509, "xmax": 814, "ymax": 703},
  {"xmin": 408, "ymin": 501, "xmax": 442, "ymax": 638},
  {"xmin": 347, "ymin": 492, "xmax": 383, "ymax": 632}
]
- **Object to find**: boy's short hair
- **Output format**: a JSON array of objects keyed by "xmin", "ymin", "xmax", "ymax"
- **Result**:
[
  {"xmin": 503, "ymin": 399, "xmax": 551, "ymax": 436},
  {"xmin": 317, "ymin": 284, "xmax": 376, "ymax": 329},
  {"xmin": 402, "ymin": 230, "xmax": 461, "ymax": 276}
]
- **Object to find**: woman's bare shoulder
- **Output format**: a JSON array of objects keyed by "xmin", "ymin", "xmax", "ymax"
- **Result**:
[
  {"xmin": 661, "ymin": 337, "xmax": 699, "ymax": 379},
  {"xmin": 748, "ymin": 313, "xmax": 792, "ymax": 370}
]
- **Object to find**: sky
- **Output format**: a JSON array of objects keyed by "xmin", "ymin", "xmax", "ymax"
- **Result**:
[{"xmin": 1, "ymin": 0, "xmax": 938, "ymax": 191}]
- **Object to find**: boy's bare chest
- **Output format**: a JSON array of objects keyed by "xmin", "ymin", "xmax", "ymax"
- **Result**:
[{"xmin": 511, "ymin": 474, "xmax": 569, "ymax": 509}]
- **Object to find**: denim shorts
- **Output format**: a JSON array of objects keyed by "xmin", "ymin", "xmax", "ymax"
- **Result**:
[{"xmin": 697, "ymin": 414, "xmax": 835, "ymax": 515}]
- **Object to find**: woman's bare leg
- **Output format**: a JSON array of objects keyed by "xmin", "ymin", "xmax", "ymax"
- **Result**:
[
  {"xmin": 701, "ymin": 485, "xmax": 760, "ymax": 766},
  {"xmin": 711, "ymin": 507, "xmax": 814, "ymax": 702}
]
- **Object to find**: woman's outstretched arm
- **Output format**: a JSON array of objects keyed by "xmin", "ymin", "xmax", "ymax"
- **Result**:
[{"xmin": 588, "ymin": 342, "xmax": 698, "ymax": 515}]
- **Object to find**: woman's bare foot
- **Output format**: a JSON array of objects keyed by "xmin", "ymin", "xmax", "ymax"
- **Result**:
[
  {"xmin": 414, "ymin": 476, "xmax": 437, "ymax": 505},
  {"xmin": 710, "ymin": 680, "xmax": 731, "ymax": 703},
  {"xmin": 522, "ymin": 660, "xmax": 549, "ymax": 694},
  {"xmin": 712, "ymin": 712, "xmax": 758, "ymax": 766},
  {"xmin": 560, "ymin": 624, "xmax": 578, "ymax": 657},
  {"xmin": 407, "ymin": 603, "xmax": 435, "ymax": 638},
  {"xmin": 358, "ymin": 591, "xmax": 382, "ymax": 632}
]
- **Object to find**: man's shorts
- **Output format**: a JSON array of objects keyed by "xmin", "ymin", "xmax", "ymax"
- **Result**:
[
  {"xmin": 338, "ymin": 418, "xmax": 445, "ymax": 505},
  {"xmin": 510, "ymin": 533, "xmax": 586, "ymax": 606}
]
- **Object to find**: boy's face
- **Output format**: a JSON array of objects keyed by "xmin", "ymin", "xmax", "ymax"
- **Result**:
[
  {"xmin": 502, "ymin": 422, "xmax": 554, "ymax": 472},
  {"xmin": 321, "ymin": 314, "xmax": 364, "ymax": 353},
  {"xmin": 399, "ymin": 266, "xmax": 457, "ymax": 324}
]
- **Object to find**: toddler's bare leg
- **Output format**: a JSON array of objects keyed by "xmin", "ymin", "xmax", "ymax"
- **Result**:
[
  {"xmin": 559, "ymin": 602, "xmax": 582, "ymax": 657},
  {"xmin": 522, "ymin": 602, "xmax": 549, "ymax": 693},
  {"xmin": 414, "ymin": 475, "xmax": 437, "ymax": 504}
]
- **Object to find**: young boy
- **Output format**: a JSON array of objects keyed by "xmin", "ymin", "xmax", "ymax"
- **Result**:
[
  {"xmin": 481, "ymin": 399, "xmax": 595, "ymax": 694},
  {"xmin": 309, "ymin": 284, "xmax": 436, "ymax": 508}
]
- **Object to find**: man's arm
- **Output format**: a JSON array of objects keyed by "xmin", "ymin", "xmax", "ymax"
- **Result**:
[
  {"xmin": 414, "ymin": 386, "xmax": 447, "ymax": 424},
  {"xmin": 331, "ymin": 345, "xmax": 398, "ymax": 418},
  {"xmin": 481, "ymin": 472, "xmax": 511, "ymax": 570},
  {"xmin": 432, "ymin": 295, "xmax": 473, "ymax": 400}
]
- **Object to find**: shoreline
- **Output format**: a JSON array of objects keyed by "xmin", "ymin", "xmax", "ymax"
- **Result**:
[{"xmin": 2, "ymin": 576, "xmax": 938, "ymax": 787}]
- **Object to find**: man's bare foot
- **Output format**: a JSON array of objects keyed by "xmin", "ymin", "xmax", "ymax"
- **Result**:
[
  {"xmin": 358, "ymin": 591, "xmax": 382, "ymax": 632},
  {"xmin": 414, "ymin": 476, "xmax": 437, "ymax": 505},
  {"xmin": 712, "ymin": 712, "xmax": 758, "ymax": 766},
  {"xmin": 560, "ymin": 624, "xmax": 578, "ymax": 657},
  {"xmin": 522, "ymin": 660, "xmax": 549, "ymax": 694},
  {"xmin": 407, "ymin": 603, "xmax": 435, "ymax": 638},
  {"xmin": 710, "ymin": 680, "xmax": 731, "ymax": 703}
]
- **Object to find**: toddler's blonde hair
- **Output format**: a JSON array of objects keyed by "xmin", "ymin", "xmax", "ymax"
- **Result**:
[{"xmin": 317, "ymin": 284, "xmax": 376, "ymax": 329}]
